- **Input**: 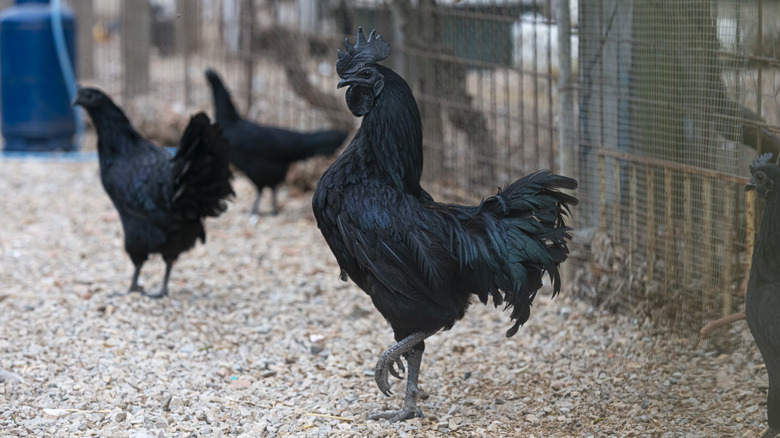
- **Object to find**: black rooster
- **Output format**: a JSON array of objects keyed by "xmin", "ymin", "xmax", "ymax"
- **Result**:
[
  {"xmin": 745, "ymin": 152, "xmax": 780, "ymax": 438},
  {"xmin": 204, "ymin": 68, "xmax": 347, "ymax": 217},
  {"xmin": 312, "ymin": 28, "xmax": 578, "ymax": 421},
  {"xmin": 74, "ymin": 88, "xmax": 234, "ymax": 298}
]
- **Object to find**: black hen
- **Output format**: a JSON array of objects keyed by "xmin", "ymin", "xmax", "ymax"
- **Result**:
[
  {"xmin": 74, "ymin": 87, "xmax": 234, "ymax": 298},
  {"xmin": 746, "ymin": 152, "xmax": 780, "ymax": 438},
  {"xmin": 204, "ymin": 68, "xmax": 348, "ymax": 217},
  {"xmin": 312, "ymin": 28, "xmax": 578, "ymax": 421}
]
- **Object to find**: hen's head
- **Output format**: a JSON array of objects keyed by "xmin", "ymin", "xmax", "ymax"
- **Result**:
[
  {"xmin": 336, "ymin": 27, "xmax": 391, "ymax": 117},
  {"xmin": 747, "ymin": 153, "xmax": 780, "ymax": 199},
  {"xmin": 204, "ymin": 68, "xmax": 223, "ymax": 87},
  {"xmin": 73, "ymin": 87, "xmax": 110, "ymax": 110}
]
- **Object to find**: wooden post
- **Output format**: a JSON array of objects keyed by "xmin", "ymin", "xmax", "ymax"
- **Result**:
[
  {"xmin": 122, "ymin": 0, "xmax": 150, "ymax": 101},
  {"xmin": 630, "ymin": 166, "xmax": 637, "ymax": 271},
  {"xmin": 241, "ymin": 0, "xmax": 254, "ymax": 114},
  {"xmin": 175, "ymin": 0, "xmax": 199, "ymax": 53},
  {"xmin": 176, "ymin": 0, "xmax": 198, "ymax": 106},
  {"xmin": 722, "ymin": 183, "xmax": 735, "ymax": 317},
  {"xmin": 599, "ymin": 154, "xmax": 607, "ymax": 231},
  {"xmin": 414, "ymin": 0, "xmax": 445, "ymax": 183},
  {"xmin": 613, "ymin": 159, "xmax": 622, "ymax": 240},
  {"xmin": 701, "ymin": 178, "xmax": 713, "ymax": 306},
  {"xmin": 646, "ymin": 167, "xmax": 655, "ymax": 280},
  {"xmin": 682, "ymin": 173, "xmax": 692, "ymax": 281},
  {"xmin": 663, "ymin": 168, "xmax": 674, "ymax": 290},
  {"xmin": 73, "ymin": 0, "xmax": 93, "ymax": 79}
]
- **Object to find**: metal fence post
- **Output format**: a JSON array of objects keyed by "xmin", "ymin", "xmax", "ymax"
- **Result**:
[
  {"xmin": 73, "ymin": 0, "xmax": 93, "ymax": 79},
  {"xmin": 122, "ymin": 0, "xmax": 150, "ymax": 102}
]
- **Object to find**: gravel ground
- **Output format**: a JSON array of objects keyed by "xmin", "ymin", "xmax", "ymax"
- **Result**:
[{"xmin": 0, "ymin": 159, "xmax": 772, "ymax": 437}]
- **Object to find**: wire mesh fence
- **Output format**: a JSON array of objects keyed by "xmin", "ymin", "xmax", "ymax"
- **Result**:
[
  {"xmin": 68, "ymin": 0, "xmax": 777, "ymax": 341},
  {"xmin": 572, "ymin": 0, "xmax": 780, "ymax": 346},
  {"xmin": 78, "ymin": 0, "xmax": 561, "ymax": 195}
]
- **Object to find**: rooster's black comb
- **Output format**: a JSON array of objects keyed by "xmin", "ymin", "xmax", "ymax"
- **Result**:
[
  {"xmin": 750, "ymin": 152, "xmax": 775, "ymax": 174},
  {"xmin": 336, "ymin": 27, "xmax": 390, "ymax": 77}
]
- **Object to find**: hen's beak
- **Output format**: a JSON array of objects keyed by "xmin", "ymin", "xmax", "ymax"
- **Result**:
[
  {"xmin": 745, "ymin": 181, "xmax": 757, "ymax": 192},
  {"xmin": 72, "ymin": 89, "xmax": 85, "ymax": 107}
]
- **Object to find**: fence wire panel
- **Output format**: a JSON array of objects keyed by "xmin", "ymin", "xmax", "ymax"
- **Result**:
[
  {"xmin": 79, "ymin": 0, "xmax": 561, "ymax": 202},
  {"xmin": 572, "ymin": 0, "xmax": 780, "ymax": 343}
]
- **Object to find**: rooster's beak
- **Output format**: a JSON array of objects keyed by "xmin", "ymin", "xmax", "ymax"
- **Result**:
[{"xmin": 337, "ymin": 79, "xmax": 351, "ymax": 89}]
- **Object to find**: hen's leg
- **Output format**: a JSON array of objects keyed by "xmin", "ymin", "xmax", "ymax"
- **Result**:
[
  {"xmin": 126, "ymin": 253, "xmax": 147, "ymax": 294},
  {"xmin": 764, "ymin": 385, "xmax": 780, "ymax": 438},
  {"xmin": 270, "ymin": 188, "xmax": 279, "ymax": 216},
  {"xmin": 144, "ymin": 259, "xmax": 174, "ymax": 298},
  {"xmin": 249, "ymin": 191, "xmax": 262, "ymax": 224},
  {"xmin": 368, "ymin": 331, "xmax": 434, "ymax": 422},
  {"xmin": 249, "ymin": 194, "xmax": 262, "ymax": 225},
  {"xmin": 128, "ymin": 263, "xmax": 144, "ymax": 293}
]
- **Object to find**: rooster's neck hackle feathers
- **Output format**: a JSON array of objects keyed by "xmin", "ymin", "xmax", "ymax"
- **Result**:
[{"xmin": 352, "ymin": 64, "xmax": 423, "ymax": 194}]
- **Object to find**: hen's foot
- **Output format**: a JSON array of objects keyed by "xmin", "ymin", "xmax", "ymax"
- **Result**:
[
  {"xmin": 109, "ymin": 284, "xmax": 143, "ymax": 298},
  {"xmin": 142, "ymin": 287, "xmax": 168, "ymax": 299},
  {"xmin": 367, "ymin": 406, "xmax": 423, "ymax": 423},
  {"xmin": 761, "ymin": 425, "xmax": 780, "ymax": 438}
]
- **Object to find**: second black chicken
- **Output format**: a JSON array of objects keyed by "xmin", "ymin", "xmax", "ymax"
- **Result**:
[
  {"xmin": 74, "ymin": 87, "xmax": 234, "ymax": 298},
  {"xmin": 745, "ymin": 153, "xmax": 780, "ymax": 438},
  {"xmin": 205, "ymin": 68, "xmax": 347, "ymax": 217}
]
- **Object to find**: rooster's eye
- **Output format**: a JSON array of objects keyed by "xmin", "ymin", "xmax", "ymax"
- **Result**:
[{"xmin": 361, "ymin": 70, "xmax": 372, "ymax": 79}]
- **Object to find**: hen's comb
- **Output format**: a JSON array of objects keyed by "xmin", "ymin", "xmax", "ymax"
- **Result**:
[
  {"xmin": 336, "ymin": 27, "xmax": 391, "ymax": 77},
  {"xmin": 750, "ymin": 152, "xmax": 774, "ymax": 174}
]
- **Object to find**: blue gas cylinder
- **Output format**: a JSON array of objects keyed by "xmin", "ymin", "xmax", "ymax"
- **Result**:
[{"xmin": 0, "ymin": 0, "xmax": 77, "ymax": 151}]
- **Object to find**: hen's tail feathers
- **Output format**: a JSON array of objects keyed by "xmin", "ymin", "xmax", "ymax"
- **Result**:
[
  {"xmin": 171, "ymin": 112, "xmax": 235, "ymax": 221},
  {"xmin": 466, "ymin": 170, "xmax": 578, "ymax": 337},
  {"xmin": 286, "ymin": 129, "xmax": 348, "ymax": 161}
]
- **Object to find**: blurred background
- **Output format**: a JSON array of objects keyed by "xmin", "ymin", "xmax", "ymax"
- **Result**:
[{"xmin": 2, "ymin": 0, "xmax": 780, "ymax": 349}]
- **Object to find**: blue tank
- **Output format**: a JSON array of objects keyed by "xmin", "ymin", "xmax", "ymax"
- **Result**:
[{"xmin": 0, "ymin": 0, "xmax": 77, "ymax": 151}]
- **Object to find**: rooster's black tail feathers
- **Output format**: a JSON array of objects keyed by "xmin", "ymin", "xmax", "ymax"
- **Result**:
[{"xmin": 470, "ymin": 170, "xmax": 577, "ymax": 337}]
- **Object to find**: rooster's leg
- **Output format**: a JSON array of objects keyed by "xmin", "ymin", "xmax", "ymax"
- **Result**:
[{"xmin": 368, "ymin": 331, "xmax": 434, "ymax": 422}]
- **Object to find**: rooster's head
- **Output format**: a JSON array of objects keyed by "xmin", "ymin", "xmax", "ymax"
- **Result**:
[{"xmin": 336, "ymin": 27, "xmax": 391, "ymax": 117}]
